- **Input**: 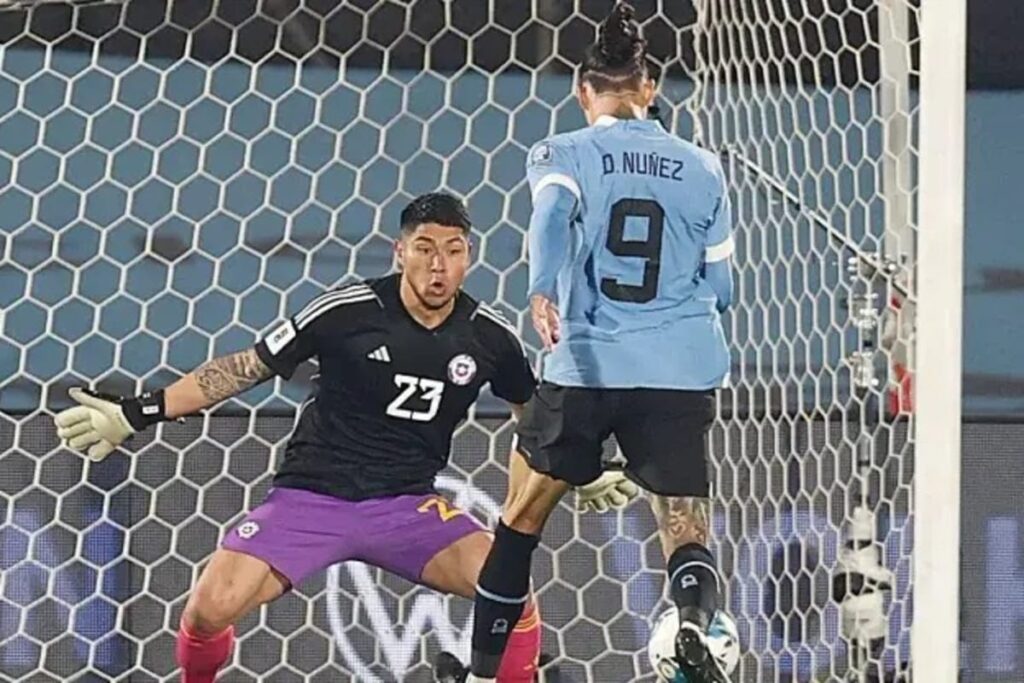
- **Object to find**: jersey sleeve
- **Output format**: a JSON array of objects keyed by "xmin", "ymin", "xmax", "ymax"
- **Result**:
[
  {"xmin": 526, "ymin": 136, "xmax": 580, "ymax": 300},
  {"xmin": 476, "ymin": 306, "xmax": 536, "ymax": 404},
  {"xmin": 254, "ymin": 316, "xmax": 317, "ymax": 380},
  {"xmin": 526, "ymin": 137, "xmax": 581, "ymax": 204},
  {"xmin": 254, "ymin": 284, "xmax": 376, "ymax": 379},
  {"xmin": 704, "ymin": 160, "xmax": 734, "ymax": 263},
  {"xmin": 492, "ymin": 335, "xmax": 536, "ymax": 405}
]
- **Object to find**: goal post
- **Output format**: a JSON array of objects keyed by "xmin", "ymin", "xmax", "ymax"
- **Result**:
[{"xmin": 913, "ymin": 0, "xmax": 967, "ymax": 679}]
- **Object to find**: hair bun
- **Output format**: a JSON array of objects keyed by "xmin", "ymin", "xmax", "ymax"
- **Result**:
[{"xmin": 598, "ymin": 2, "xmax": 643, "ymax": 67}]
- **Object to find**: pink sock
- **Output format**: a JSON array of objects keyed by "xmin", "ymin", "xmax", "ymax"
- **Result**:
[
  {"xmin": 496, "ymin": 599, "xmax": 541, "ymax": 682},
  {"xmin": 176, "ymin": 623, "xmax": 234, "ymax": 683}
]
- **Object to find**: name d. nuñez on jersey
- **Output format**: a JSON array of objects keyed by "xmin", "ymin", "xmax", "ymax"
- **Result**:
[{"xmin": 601, "ymin": 151, "xmax": 685, "ymax": 182}]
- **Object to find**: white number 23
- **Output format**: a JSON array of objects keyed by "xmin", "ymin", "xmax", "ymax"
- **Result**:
[{"xmin": 385, "ymin": 374, "xmax": 445, "ymax": 422}]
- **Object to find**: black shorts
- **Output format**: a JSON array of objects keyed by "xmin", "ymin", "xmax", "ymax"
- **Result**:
[{"xmin": 514, "ymin": 382, "xmax": 715, "ymax": 497}]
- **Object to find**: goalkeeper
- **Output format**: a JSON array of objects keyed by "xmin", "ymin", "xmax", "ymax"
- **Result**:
[
  {"xmin": 52, "ymin": 192, "xmax": 637, "ymax": 683},
  {"xmin": 458, "ymin": 4, "xmax": 736, "ymax": 683}
]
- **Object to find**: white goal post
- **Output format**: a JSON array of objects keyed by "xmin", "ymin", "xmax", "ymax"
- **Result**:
[{"xmin": 913, "ymin": 0, "xmax": 967, "ymax": 679}]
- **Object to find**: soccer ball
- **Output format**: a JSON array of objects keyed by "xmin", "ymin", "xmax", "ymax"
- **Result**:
[{"xmin": 647, "ymin": 608, "xmax": 740, "ymax": 682}]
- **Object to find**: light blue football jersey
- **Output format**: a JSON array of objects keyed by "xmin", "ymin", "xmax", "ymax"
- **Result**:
[{"xmin": 526, "ymin": 115, "xmax": 734, "ymax": 390}]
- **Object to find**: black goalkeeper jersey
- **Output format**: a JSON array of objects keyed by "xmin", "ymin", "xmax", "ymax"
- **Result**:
[{"xmin": 253, "ymin": 273, "xmax": 536, "ymax": 500}]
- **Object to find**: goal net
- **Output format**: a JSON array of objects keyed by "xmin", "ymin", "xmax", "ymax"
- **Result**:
[{"xmin": 0, "ymin": 1, "xmax": 937, "ymax": 681}]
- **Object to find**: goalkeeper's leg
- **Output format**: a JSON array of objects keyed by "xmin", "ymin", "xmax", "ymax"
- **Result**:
[
  {"xmin": 177, "ymin": 487, "xmax": 360, "ymax": 682},
  {"xmin": 177, "ymin": 549, "xmax": 288, "ymax": 683}
]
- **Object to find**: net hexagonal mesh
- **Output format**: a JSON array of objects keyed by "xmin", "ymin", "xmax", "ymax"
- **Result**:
[{"xmin": 0, "ymin": 1, "xmax": 920, "ymax": 681}]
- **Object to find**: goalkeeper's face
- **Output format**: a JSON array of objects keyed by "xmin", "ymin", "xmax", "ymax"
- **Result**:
[{"xmin": 395, "ymin": 223, "xmax": 472, "ymax": 310}]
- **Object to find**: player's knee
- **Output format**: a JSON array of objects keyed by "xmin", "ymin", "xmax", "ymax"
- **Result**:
[
  {"xmin": 182, "ymin": 602, "xmax": 231, "ymax": 635},
  {"xmin": 182, "ymin": 592, "xmax": 237, "ymax": 635},
  {"xmin": 182, "ymin": 579, "xmax": 249, "ymax": 634}
]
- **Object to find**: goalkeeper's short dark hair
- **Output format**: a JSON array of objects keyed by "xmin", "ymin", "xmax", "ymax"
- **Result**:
[{"xmin": 400, "ymin": 192, "xmax": 472, "ymax": 234}]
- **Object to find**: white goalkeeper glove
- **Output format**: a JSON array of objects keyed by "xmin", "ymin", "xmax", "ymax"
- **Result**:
[
  {"xmin": 575, "ymin": 469, "xmax": 640, "ymax": 513},
  {"xmin": 53, "ymin": 387, "xmax": 167, "ymax": 462}
]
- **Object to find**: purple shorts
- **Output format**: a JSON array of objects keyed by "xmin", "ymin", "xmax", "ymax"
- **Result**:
[{"xmin": 221, "ymin": 486, "xmax": 485, "ymax": 587}]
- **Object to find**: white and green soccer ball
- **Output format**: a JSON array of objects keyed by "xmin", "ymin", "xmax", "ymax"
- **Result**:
[{"xmin": 647, "ymin": 608, "xmax": 740, "ymax": 682}]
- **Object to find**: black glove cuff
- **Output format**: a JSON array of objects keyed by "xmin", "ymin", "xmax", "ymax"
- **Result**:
[{"xmin": 121, "ymin": 389, "xmax": 168, "ymax": 430}]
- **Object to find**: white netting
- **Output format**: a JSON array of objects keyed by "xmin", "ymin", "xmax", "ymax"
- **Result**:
[
  {"xmin": 0, "ymin": 1, "xmax": 919, "ymax": 681},
  {"xmin": 692, "ymin": 1, "xmax": 917, "ymax": 680}
]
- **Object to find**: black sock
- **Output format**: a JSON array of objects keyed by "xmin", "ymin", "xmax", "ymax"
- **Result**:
[
  {"xmin": 470, "ymin": 521, "xmax": 540, "ymax": 677},
  {"xmin": 667, "ymin": 543, "xmax": 720, "ymax": 628}
]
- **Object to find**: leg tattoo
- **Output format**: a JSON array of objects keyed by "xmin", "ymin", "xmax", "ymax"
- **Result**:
[{"xmin": 652, "ymin": 495, "xmax": 710, "ymax": 558}]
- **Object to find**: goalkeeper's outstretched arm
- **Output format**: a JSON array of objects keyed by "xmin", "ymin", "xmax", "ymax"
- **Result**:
[
  {"xmin": 54, "ymin": 347, "xmax": 275, "ymax": 462},
  {"xmin": 166, "ymin": 348, "xmax": 274, "ymax": 418}
]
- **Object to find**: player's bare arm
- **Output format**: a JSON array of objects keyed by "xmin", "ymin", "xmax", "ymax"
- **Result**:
[
  {"xmin": 53, "ymin": 347, "xmax": 276, "ymax": 462},
  {"xmin": 184, "ymin": 348, "xmax": 275, "ymax": 412}
]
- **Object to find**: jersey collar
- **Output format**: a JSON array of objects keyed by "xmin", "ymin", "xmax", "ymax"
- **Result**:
[
  {"xmin": 592, "ymin": 115, "xmax": 622, "ymax": 128},
  {"xmin": 592, "ymin": 114, "xmax": 663, "ymax": 130}
]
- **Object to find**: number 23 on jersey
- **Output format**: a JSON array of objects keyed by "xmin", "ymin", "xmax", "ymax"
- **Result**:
[{"xmin": 385, "ymin": 373, "xmax": 445, "ymax": 422}]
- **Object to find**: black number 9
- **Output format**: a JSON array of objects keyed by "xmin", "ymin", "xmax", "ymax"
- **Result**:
[{"xmin": 600, "ymin": 198, "xmax": 665, "ymax": 304}]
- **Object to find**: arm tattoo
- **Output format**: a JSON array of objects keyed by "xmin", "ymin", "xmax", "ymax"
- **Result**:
[
  {"xmin": 194, "ymin": 349, "xmax": 274, "ymax": 403},
  {"xmin": 652, "ymin": 495, "xmax": 710, "ymax": 547}
]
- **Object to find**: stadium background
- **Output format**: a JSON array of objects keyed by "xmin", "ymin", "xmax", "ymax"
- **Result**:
[{"xmin": 0, "ymin": 1, "xmax": 1020, "ymax": 681}]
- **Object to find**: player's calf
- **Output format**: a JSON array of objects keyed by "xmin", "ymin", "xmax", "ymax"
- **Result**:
[
  {"xmin": 176, "ymin": 623, "xmax": 235, "ymax": 683},
  {"xmin": 470, "ymin": 521, "xmax": 540, "ymax": 680},
  {"xmin": 469, "ymin": 453, "xmax": 568, "ymax": 680},
  {"xmin": 422, "ymin": 518, "xmax": 544, "ymax": 683},
  {"xmin": 438, "ymin": 598, "xmax": 542, "ymax": 683},
  {"xmin": 651, "ymin": 495, "xmax": 729, "ymax": 681},
  {"xmin": 652, "ymin": 495, "xmax": 720, "ymax": 623},
  {"xmin": 436, "ymin": 612, "xmax": 547, "ymax": 683},
  {"xmin": 496, "ymin": 597, "xmax": 541, "ymax": 681}
]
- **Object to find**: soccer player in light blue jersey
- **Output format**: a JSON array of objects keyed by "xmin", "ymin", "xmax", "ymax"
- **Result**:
[{"xmin": 449, "ymin": 4, "xmax": 736, "ymax": 683}]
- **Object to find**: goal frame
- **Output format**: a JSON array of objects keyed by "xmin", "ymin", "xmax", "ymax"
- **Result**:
[{"xmin": 912, "ymin": 0, "xmax": 967, "ymax": 679}]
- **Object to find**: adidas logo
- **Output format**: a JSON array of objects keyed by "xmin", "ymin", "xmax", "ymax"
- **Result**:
[{"xmin": 367, "ymin": 345, "xmax": 391, "ymax": 363}]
